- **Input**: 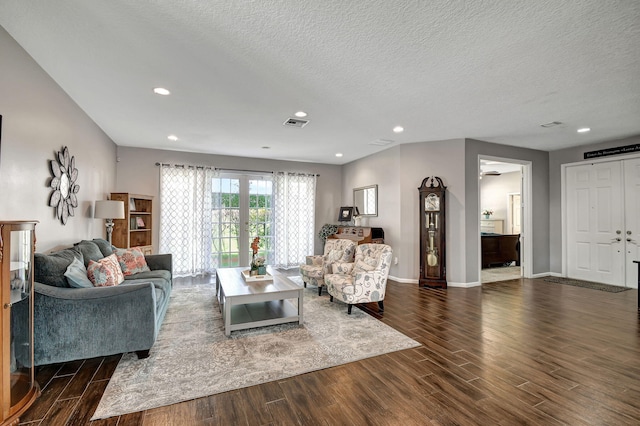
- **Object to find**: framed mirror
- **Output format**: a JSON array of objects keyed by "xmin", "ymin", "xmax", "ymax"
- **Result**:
[{"xmin": 353, "ymin": 184, "xmax": 378, "ymax": 217}]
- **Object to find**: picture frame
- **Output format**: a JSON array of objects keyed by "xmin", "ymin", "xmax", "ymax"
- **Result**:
[
  {"xmin": 129, "ymin": 198, "xmax": 137, "ymax": 211},
  {"xmin": 136, "ymin": 217, "xmax": 145, "ymax": 228},
  {"xmin": 338, "ymin": 206, "xmax": 354, "ymax": 222}
]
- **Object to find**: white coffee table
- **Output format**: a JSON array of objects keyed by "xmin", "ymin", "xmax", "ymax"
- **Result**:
[{"xmin": 216, "ymin": 266, "xmax": 303, "ymax": 336}]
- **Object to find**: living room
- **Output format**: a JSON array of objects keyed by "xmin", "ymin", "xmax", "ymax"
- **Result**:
[{"xmin": 1, "ymin": 2, "xmax": 640, "ymax": 424}]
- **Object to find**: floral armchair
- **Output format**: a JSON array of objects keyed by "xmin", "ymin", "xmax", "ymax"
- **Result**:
[
  {"xmin": 299, "ymin": 239, "xmax": 357, "ymax": 296},
  {"xmin": 325, "ymin": 243, "xmax": 393, "ymax": 314}
]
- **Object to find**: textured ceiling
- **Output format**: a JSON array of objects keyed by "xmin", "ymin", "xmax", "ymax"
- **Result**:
[{"xmin": 1, "ymin": 1, "xmax": 639, "ymax": 164}]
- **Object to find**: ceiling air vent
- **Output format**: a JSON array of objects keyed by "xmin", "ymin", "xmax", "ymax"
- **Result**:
[
  {"xmin": 369, "ymin": 139, "xmax": 394, "ymax": 146},
  {"xmin": 540, "ymin": 121, "xmax": 563, "ymax": 128},
  {"xmin": 283, "ymin": 118, "xmax": 309, "ymax": 128}
]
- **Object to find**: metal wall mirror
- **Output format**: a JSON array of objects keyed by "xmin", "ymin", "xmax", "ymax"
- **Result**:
[{"xmin": 353, "ymin": 184, "xmax": 378, "ymax": 217}]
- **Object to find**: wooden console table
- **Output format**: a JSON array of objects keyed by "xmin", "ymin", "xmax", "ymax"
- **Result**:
[{"xmin": 329, "ymin": 226, "xmax": 384, "ymax": 245}]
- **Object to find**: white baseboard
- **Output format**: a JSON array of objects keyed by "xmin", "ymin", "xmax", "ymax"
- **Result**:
[
  {"xmin": 388, "ymin": 275, "xmax": 418, "ymax": 284},
  {"xmin": 448, "ymin": 281, "xmax": 481, "ymax": 288},
  {"xmin": 530, "ymin": 272, "xmax": 557, "ymax": 278},
  {"xmin": 388, "ymin": 276, "xmax": 481, "ymax": 287}
]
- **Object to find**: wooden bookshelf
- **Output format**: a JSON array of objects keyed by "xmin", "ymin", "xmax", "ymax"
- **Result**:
[{"xmin": 110, "ymin": 193, "xmax": 153, "ymax": 255}]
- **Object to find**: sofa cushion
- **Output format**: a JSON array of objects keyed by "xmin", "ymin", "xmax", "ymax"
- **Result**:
[
  {"xmin": 124, "ymin": 269, "xmax": 172, "ymax": 282},
  {"xmin": 74, "ymin": 240, "xmax": 105, "ymax": 267},
  {"xmin": 92, "ymin": 238, "xmax": 115, "ymax": 257},
  {"xmin": 64, "ymin": 257, "xmax": 93, "ymax": 288},
  {"xmin": 115, "ymin": 247, "xmax": 151, "ymax": 276},
  {"xmin": 35, "ymin": 248, "xmax": 83, "ymax": 288},
  {"xmin": 122, "ymin": 277, "xmax": 171, "ymax": 313},
  {"xmin": 87, "ymin": 254, "xmax": 125, "ymax": 287}
]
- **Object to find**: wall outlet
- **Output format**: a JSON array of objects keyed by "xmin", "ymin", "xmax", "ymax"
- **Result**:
[{"xmin": 393, "ymin": 257, "xmax": 398, "ymax": 265}]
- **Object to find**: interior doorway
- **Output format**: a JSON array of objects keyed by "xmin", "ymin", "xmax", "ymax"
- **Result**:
[{"xmin": 479, "ymin": 158, "xmax": 529, "ymax": 284}]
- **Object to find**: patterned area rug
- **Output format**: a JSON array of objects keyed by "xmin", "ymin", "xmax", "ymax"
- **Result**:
[
  {"xmin": 92, "ymin": 276, "xmax": 419, "ymax": 420},
  {"xmin": 543, "ymin": 277, "xmax": 632, "ymax": 293}
]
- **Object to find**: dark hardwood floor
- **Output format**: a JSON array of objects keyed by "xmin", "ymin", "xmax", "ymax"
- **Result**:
[{"xmin": 19, "ymin": 275, "xmax": 640, "ymax": 425}]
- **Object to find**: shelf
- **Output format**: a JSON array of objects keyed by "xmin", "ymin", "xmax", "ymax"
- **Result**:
[{"xmin": 110, "ymin": 193, "xmax": 154, "ymax": 252}]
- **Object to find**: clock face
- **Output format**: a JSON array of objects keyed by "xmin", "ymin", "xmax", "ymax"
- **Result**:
[{"xmin": 425, "ymin": 193, "xmax": 440, "ymax": 211}]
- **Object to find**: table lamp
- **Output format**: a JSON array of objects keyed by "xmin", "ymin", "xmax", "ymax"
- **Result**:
[{"xmin": 94, "ymin": 200, "xmax": 125, "ymax": 244}]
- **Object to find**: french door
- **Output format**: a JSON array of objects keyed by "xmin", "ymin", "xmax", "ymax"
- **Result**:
[
  {"xmin": 566, "ymin": 158, "xmax": 639, "ymax": 287},
  {"xmin": 212, "ymin": 174, "xmax": 273, "ymax": 268}
]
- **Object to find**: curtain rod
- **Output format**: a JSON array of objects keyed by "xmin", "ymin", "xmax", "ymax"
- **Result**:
[
  {"xmin": 155, "ymin": 162, "xmax": 213, "ymax": 169},
  {"xmin": 157, "ymin": 162, "xmax": 319, "ymax": 176}
]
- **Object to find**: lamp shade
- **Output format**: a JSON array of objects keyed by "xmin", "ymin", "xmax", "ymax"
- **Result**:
[{"xmin": 94, "ymin": 200, "xmax": 125, "ymax": 219}]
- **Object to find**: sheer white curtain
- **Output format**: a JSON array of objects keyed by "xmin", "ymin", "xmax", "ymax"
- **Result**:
[
  {"xmin": 159, "ymin": 164, "xmax": 215, "ymax": 277},
  {"xmin": 272, "ymin": 172, "xmax": 316, "ymax": 268}
]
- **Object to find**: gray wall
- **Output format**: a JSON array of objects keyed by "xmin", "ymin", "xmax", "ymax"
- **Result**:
[
  {"xmin": 549, "ymin": 134, "xmax": 640, "ymax": 273},
  {"xmin": 343, "ymin": 139, "xmax": 468, "ymax": 283},
  {"xmin": 465, "ymin": 139, "xmax": 549, "ymax": 282},
  {"xmin": 115, "ymin": 146, "xmax": 342, "ymax": 254},
  {"xmin": 0, "ymin": 27, "xmax": 117, "ymax": 251}
]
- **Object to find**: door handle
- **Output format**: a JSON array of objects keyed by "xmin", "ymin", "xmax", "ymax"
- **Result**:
[
  {"xmin": 627, "ymin": 238, "xmax": 636, "ymax": 243},
  {"xmin": 613, "ymin": 237, "xmax": 622, "ymax": 242}
]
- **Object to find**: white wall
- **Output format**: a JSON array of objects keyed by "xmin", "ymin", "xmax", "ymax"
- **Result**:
[
  {"xmin": 480, "ymin": 171, "xmax": 520, "ymax": 231},
  {"xmin": 115, "ymin": 146, "xmax": 343, "ymax": 254},
  {"xmin": 0, "ymin": 27, "xmax": 117, "ymax": 251}
]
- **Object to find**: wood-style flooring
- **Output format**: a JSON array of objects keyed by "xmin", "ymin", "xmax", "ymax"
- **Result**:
[{"xmin": 18, "ymin": 275, "xmax": 640, "ymax": 425}]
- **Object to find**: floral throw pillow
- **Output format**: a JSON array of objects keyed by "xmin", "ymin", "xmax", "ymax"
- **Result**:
[
  {"xmin": 352, "ymin": 259, "xmax": 376, "ymax": 275},
  {"xmin": 114, "ymin": 247, "xmax": 151, "ymax": 276},
  {"xmin": 87, "ymin": 254, "xmax": 124, "ymax": 287}
]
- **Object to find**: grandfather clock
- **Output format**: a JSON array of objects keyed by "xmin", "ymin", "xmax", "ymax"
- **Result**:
[{"xmin": 418, "ymin": 177, "xmax": 447, "ymax": 288}]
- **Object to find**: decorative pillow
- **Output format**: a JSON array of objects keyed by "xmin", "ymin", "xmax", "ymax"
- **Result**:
[
  {"xmin": 64, "ymin": 257, "xmax": 93, "ymax": 288},
  {"xmin": 92, "ymin": 238, "xmax": 115, "ymax": 257},
  {"xmin": 325, "ymin": 249, "xmax": 343, "ymax": 263},
  {"xmin": 332, "ymin": 262, "xmax": 355, "ymax": 274},
  {"xmin": 352, "ymin": 259, "xmax": 376, "ymax": 275},
  {"xmin": 35, "ymin": 248, "xmax": 83, "ymax": 288},
  {"xmin": 74, "ymin": 240, "xmax": 105, "ymax": 267},
  {"xmin": 87, "ymin": 254, "xmax": 124, "ymax": 287},
  {"xmin": 114, "ymin": 247, "xmax": 151, "ymax": 276},
  {"xmin": 363, "ymin": 256, "xmax": 378, "ymax": 268}
]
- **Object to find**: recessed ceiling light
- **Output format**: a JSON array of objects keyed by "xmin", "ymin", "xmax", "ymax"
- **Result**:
[
  {"xmin": 294, "ymin": 111, "xmax": 307, "ymax": 118},
  {"xmin": 393, "ymin": 126, "xmax": 404, "ymax": 133},
  {"xmin": 153, "ymin": 87, "xmax": 171, "ymax": 95},
  {"xmin": 335, "ymin": 153, "xmax": 343, "ymax": 157},
  {"xmin": 577, "ymin": 127, "xmax": 591, "ymax": 133},
  {"xmin": 167, "ymin": 135, "xmax": 178, "ymax": 141}
]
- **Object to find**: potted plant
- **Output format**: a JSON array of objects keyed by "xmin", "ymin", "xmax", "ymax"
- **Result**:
[
  {"xmin": 482, "ymin": 209, "xmax": 493, "ymax": 219},
  {"xmin": 318, "ymin": 223, "xmax": 338, "ymax": 243}
]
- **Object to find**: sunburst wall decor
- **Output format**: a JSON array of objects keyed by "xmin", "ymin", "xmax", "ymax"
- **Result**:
[{"xmin": 49, "ymin": 146, "xmax": 79, "ymax": 225}]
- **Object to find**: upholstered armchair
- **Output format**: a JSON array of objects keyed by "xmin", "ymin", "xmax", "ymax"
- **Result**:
[
  {"xmin": 299, "ymin": 239, "xmax": 357, "ymax": 295},
  {"xmin": 325, "ymin": 243, "xmax": 393, "ymax": 314}
]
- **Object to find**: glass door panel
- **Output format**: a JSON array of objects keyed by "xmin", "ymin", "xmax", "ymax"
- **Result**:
[
  {"xmin": 212, "ymin": 175, "xmax": 273, "ymax": 268},
  {"xmin": 9, "ymin": 228, "xmax": 34, "ymax": 406}
]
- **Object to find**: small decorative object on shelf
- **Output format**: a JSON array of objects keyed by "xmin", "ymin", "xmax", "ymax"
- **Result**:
[{"xmin": 482, "ymin": 209, "xmax": 493, "ymax": 219}]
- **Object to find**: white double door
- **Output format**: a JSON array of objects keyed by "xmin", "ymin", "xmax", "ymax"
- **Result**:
[{"xmin": 566, "ymin": 157, "xmax": 640, "ymax": 287}]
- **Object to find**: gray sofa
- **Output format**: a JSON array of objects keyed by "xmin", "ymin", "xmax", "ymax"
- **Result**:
[{"xmin": 33, "ymin": 238, "xmax": 172, "ymax": 366}]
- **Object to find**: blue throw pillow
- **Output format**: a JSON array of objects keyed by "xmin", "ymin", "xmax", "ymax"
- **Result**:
[{"xmin": 64, "ymin": 257, "xmax": 93, "ymax": 288}]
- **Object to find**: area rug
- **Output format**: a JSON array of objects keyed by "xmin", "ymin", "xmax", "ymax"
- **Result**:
[
  {"xmin": 543, "ymin": 277, "xmax": 632, "ymax": 293},
  {"xmin": 92, "ymin": 276, "xmax": 420, "ymax": 420}
]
